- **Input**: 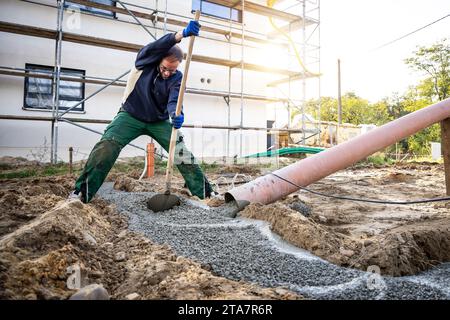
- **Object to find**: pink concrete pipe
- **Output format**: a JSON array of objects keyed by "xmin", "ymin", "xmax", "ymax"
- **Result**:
[{"xmin": 225, "ymin": 98, "xmax": 450, "ymax": 210}]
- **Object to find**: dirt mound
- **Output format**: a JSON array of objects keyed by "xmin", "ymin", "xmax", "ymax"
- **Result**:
[
  {"xmin": 382, "ymin": 172, "xmax": 415, "ymax": 183},
  {"xmin": 206, "ymin": 196, "xmax": 225, "ymax": 207},
  {"xmin": 0, "ymin": 176, "xmax": 75, "ymax": 237},
  {"xmin": 0, "ymin": 179, "xmax": 301, "ymax": 300},
  {"xmin": 113, "ymin": 175, "xmax": 149, "ymax": 192},
  {"xmin": 240, "ymin": 202, "xmax": 450, "ymax": 277},
  {"xmin": 107, "ymin": 169, "xmax": 143, "ymax": 182},
  {"xmin": 350, "ymin": 161, "xmax": 443, "ymax": 172},
  {"xmin": 355, "ymin": 219, "xmax": 450, "ymax": 276},
  {"xmin": 216, "ymin": 165, "xmax": 261, "ymax": 175},
  {"xmin": 112, "ymin": 174, "xmax": 193, "ymax": 199},
  {"xmin": 0, "ymin": 199, "xmax": 125, "ymax": 299},
  {"xmin": 0, "ymin": 156, "xmax": 40, "ymax": 169},
  {"xmin": 395, "ymin": 161, "xmax": 442, "ymax": 171},
  {"xmin": 240, "ymin": 203, "xmax": 358, "ymax": 266}
]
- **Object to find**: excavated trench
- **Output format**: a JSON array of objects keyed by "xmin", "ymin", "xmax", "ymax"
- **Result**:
[{"xmin": 98, "ymin": 183, "xmax": 450, "ymax": 300}]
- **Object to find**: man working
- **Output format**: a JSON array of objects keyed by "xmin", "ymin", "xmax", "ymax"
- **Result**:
[{"xmin": 69, "ymin": 20, "xmax": 214, "ymax": 203}]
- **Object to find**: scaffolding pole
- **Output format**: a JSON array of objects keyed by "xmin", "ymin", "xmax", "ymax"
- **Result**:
[
  {"xmin": 0, "ymin": 0, "xmax": 321, "ymax": 162},
  {"xmin": 301, "ymin": 0, "xmax": 307, "ymax": 144},
  {"xmin": 227, "ymin": 7, "xmax": 233, "ymax": 161},
  {"xmin": 287, "ymin": 20, "xmax": 292, "ymax": 130},
  {"xmin": 318, "ymin": 0, "xmax": 322, "ymax": 147},
  {"xmin": 240, "ymin": 0, "xmax": 245, "ymax": 158},
  {"xmin": 163, "ymin": 0, "xmax": 168, "ymax": 34},
  {"xmin": 51, "ymin": 0, "xmax": 64, "ymax": 164}
]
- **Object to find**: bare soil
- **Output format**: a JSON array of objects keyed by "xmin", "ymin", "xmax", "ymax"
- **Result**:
[
  {"xmin": 1, "ymin": 157, "xmax": 449, "ymax": 300},
  {"xmin": 240, "ymin": 163, "xmax": 450, "ymax": 276},
  {"xmin": 0, "ymin": 162, "xmax": 299, "ymax": 300}
]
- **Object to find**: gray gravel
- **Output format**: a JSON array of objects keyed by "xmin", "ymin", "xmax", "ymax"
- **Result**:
[{"xmin": 98, "ymin": 183, "xmax": 450, "ymax": 300}]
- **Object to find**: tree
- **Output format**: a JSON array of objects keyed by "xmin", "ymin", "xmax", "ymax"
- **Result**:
[
  {"xmin": 382, "ymin": 93, "xmax": 409, "ymax": 120},
  {"xmin": 300, "ymin": 93, "xmax": 376, "ymax": 125},
  {"xmin": 401, "ymin": 87, "xmax": 437, "ymax": 155},
  {"xmin": 405, "ymin": 39, "xmax": 450, "ymax": 101},
  {"xmin": 340, "ymin": 92, "xmax": 373, "ymax": 125},
  {"xmin": 380, "ymin": 88, "xmax": 434, "ymax": 155},
  {"xmin": 366, "ymin": 100, "xmax": 391, "ymax": 125},
  {"xmin": 303, "ymin": 96, "xmax": 338, "ymax": 122}
]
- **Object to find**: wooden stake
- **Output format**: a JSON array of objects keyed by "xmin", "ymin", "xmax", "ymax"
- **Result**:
[
  {"xmin": 441, "ymin": 118, "xmax": 450, "ymax": 195},
  {"xmin": 69, "ymin": 147, "xmax": 73, "ymax": 175}
]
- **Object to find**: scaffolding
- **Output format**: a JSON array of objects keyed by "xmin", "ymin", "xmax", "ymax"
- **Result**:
[{"xmin": 0, "ymin": 0, "xmax": 321, "ymax": 163}]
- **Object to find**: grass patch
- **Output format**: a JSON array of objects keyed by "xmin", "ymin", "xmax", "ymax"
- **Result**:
[
  {"xmin": 0, "ymin": 162, "xmax": 80, "ymax": 179},
  {"xmin": 0, "ymin": 169, "xmax": 38, "ymax": 179},
  {"xmin": 365, "ymin": 153, "xmax": 395, "ymax": 166},
  {"xmin": 111, "ymin": 159, "xmax": 144, "ymax": 173},
  {"xmin": 200, "ymin": 162, "xmax": 220, "ymax": 172},
  {"xmin": 112, "ymin": 157, "xmax": 167, "ymax": 175}
]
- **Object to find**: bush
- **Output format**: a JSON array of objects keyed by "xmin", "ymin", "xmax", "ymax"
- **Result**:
[{"xmin": 366, "ymin": 153, "xmax": 394, "ymax": 166}]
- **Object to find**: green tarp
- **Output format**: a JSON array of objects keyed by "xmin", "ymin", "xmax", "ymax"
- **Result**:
[{"xmin": 244, "ymin": 146, "xmax": 325, "ymax": 158}]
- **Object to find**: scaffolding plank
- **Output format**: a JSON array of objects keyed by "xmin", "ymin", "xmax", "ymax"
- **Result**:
[
  {"xmin": 207, "ymin": 0, "xmax": 308, "ymax": 23},
  {"xmin": 266, "ymin": 72, "xmax": 318, "ymax": 86},
  {"xmin": 0, "ymin": 21, "xmax": 306, "ymax": 77},
  {"xmin": 0, "ymin": 69, "xmax": 126, "ymax": 86},
  {"xmin": 0, "ymin": 115, "xmax": 110, "ymax": 124},
  {"xmin": 0, "ymin": 69, "xmax": 291, "ymax": 102},
  {"xmin": 0, "ymin": 115, "xmax": 306, "ymax": 132},
  {"xmin": 185, "ymin": 88, "xmax": 287, "ymax": 102},
  {"xmin": 67, "ymin": 0, "xmax": 270, "ymax": 45},
  {"xmin": 190, "ymin": 54, "xmax": 301, "ymax": 76},
  {"xmin": 0, "ymin": 20, "xmax": 141, "ymax": 51},
  {"xmin": 267, "ymin": 18, "xmax": 319, "ymax": 38}
]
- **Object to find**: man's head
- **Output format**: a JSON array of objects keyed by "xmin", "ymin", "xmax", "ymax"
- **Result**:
[{"xmin": 159, "ymin": 45, "xmax": 183, "ymax": 79}]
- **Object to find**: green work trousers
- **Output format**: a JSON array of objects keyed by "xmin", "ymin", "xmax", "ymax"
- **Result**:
[{"xmin": 75, "ymin": 110, "xmax": 212, "ymax": 202}]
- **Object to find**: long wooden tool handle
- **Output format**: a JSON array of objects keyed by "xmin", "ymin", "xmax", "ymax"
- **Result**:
[{"xmin": 165, "ymin": 10, "xmax": 201, "ymax": 192}]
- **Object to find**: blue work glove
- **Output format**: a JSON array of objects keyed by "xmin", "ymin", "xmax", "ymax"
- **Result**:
[
  {"xmin": 182, "ymin": 20, "xmax": 201, "ymax": 38},
  {"xmin": 170, "ymin": 113, "xmax": 184, "ymax": 129}
]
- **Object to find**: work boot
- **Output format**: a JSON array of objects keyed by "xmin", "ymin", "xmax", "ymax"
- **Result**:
[
  {"xmin": 206, "ymin": 190, "xmax": 219, "ymax": 198},
  {"xmin": 205, "ymin": 181, "xmax": 220, "ymax": 199},
  {"xmin": 67, "ymin": 190, "xmax": 86, "ymax": 203}
]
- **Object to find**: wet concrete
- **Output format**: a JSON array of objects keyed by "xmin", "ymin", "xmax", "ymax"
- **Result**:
[{"xmin": 98, "ymin": 183, "xmax": 450, "ymax": 300}]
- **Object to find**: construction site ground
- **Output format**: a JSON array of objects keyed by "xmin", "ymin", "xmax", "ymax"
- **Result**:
[{"xmin": 1, "ymin": 156, "xmax": 449, "ymax": 300}]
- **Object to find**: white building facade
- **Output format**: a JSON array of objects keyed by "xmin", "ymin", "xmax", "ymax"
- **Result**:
[{"xmin": 0, "ymin": 0, "xmax": 320, "ymax": 163}]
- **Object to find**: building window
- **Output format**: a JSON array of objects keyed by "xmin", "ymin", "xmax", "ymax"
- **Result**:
[
  {"xmin": 65, "ymin": 0, "xmax": 116, "ymax": 18},
  {"xmin": 192, "ymin": 0, "xmax": 242, "ymax": 23},
  {"xmin": 24, "ymin": 64, "xmax": 85, "ymax": 112}
]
